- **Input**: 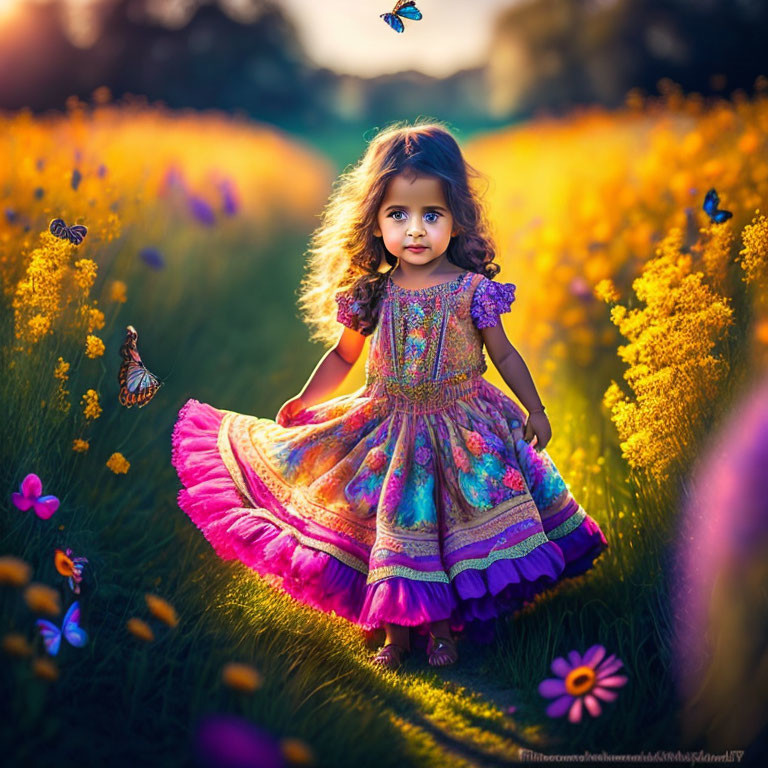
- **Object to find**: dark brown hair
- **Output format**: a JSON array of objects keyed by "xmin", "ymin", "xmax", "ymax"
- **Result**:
[{"xmin": 297, "ymin": 118, "xmax": 499, "ymax": 346}]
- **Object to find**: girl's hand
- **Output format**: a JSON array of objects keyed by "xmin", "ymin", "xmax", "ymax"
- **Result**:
[
  {"xmin": 523, "ymin": 411, "xmax": 552, "ymax": 452},
  {"xmin": 276, "ymin": 395, "xmax": 307, "ymax": 427}
]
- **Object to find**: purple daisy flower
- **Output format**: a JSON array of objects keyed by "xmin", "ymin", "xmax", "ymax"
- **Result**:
[{"xmin": 538, "ymin": 644, "xmax": 628, "ymax": 723}]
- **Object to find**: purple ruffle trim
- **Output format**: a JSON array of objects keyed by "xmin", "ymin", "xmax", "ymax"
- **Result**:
[{"xmin": 172, "ymin": 398, "xmax": 608, "ymax": 636}]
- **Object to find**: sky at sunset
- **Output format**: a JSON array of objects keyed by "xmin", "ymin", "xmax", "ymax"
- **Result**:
[{"xmin": 277, "ymin": 0, "xmax": 520, "ymax": 78}]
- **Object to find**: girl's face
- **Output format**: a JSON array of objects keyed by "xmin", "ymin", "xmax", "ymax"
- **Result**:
[{"xmin": 373, "ymin": 173, "xmax": 458, "ymax": 267}]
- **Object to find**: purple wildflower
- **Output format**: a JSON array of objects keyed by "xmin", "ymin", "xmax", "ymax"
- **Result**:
[
  {"xmin": 71, "ymin": 169, "xmax": 82, "ymax": 190},
  {"xmin": 188, "ymin": 194, "xmax": 216, "ymax": 227},
  {"xmin": 219, "ymin": 178, "xmax": 239, "ymax": 216},
  {"xmin": 193, "ymin": 714, "xmax": 284, "ymax": 768},
  {"xmin": 538, "ymin": 644, "xmax": 628, "ymax": 723},
  {"xmin": 139, "ymin": 247, "xmax": 165, "ymax": 270}
]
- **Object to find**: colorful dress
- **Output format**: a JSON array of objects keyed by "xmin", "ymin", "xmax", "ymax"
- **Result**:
[{"xmin": 171, "ymin": 270, "xmax": 608, "ymax": 637}]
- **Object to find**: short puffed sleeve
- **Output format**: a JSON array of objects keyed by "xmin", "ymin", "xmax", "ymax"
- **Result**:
[
  {"xmin": 334, "ymin": 290, "xmax": 374, "ymax": 336},
  {"xmin": 470, "ymin": 277, "xmax": 517, "ymax": 329}
]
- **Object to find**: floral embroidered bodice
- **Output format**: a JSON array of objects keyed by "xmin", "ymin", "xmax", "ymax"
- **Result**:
[{"xmin": 335, "ymin": 270, "xmax": 517, "ymax": 412}]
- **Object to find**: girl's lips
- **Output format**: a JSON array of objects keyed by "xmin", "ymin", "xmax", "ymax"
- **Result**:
[{"xmin": 406, "ymin": 246, "xmax": 427, "ymax": 251}]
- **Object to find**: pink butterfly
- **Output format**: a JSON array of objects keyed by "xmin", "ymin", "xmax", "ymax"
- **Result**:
[
  {"xmin": 11, "ymin": 473, "xmax": 60, "ymax": 520},
  {"xmin": 36, "ymin": 600, "xmax": 88, "ymax": 656}
]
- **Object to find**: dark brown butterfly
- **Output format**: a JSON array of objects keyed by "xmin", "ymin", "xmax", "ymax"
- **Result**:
[
  {"xmin": 49, "ymin": 217, "xmax": 87, "ymax": 245},
  {"xmin": 118, "ymin": 325, "xmax": 162, "ymax": 408}
]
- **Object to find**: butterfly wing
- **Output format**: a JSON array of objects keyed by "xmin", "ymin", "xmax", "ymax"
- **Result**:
[
  {"xmin": 703, "ymin": 188, "xmax": 718, "ymax": 217},
  {"xmin": 118, "ymin": 327, "xmax": 161, "ymax": 407},
  {"xmin": 32, "ymin": 494, "xmax": 60, "ymax": 520},
  {"xmin": 49, "ymin": 218, "xmax": 67, "ymax": 238},
  {"xmin": 703, "ymin": 189, "xmax": 732, "ymax": 222},
  {"xmin": 62, "ymin": 601, "xmax": 88, "ymax": 648},
  {"xmin": 67, "ymin": 224, "xmax": 88, "ymax": 245},
  {"xmin": 11, "ymin": 492, "xmax": 34, "ymax": 511},
  {"xmin": 394, "ymin": 0, "xmax": 422, "ymax": 20},
  {"xmin": 381, "ymin": 12, "xmax": 405, "ymax": 32},
  {"xmin": 35, "ymin": 619, "xmax": 62, "ymax": 656}
]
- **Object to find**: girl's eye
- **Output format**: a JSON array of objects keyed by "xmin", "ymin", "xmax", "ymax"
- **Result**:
[
  {"xmin": 424, "ymin": 212, "xmax": 440, "ymax": 223},
  {"xmin": 390, "ymin": 211, "xmax": 406, "ymax": 221}
]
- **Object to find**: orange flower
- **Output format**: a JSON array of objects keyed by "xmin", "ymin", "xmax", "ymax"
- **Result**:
[
  {"xmin": 221, "ymin": 662, "xmax": 263, "ymax": 693},
  {"xmin": 2, "ymin": 633, "xmax": 33, "ymax": 657},
  {"xmin": 72, "ymin": 438, "xmax": 90, "ymax": 453},
  {"xmin": 32, "ymin": 657, "xmax": 59, "ymax": 681},
  {"xmin": 0, "ymin": 555, "xmax": 33, "ymax": 586},
  {"xmin": 280, "ymin": 738, "xmax": 316, "ymax": 766},
  {"xmin": 127, "ymin": 617, "xmax": 155, "ymax": 642},
  {"xmin": 110, "ymin": 280, "xmax": 127, "ymax": 303},
  {"xmin": 145, "ymin": 594, "xmax": 179, "ymax": 628},
  {"xmin": 106, "ymin": 452, "xmax": 130, "ymax": 474},
  {"xmin": 54, "ymin": 549, "xmax": 76, "ymax": 577},
  {"xmin": 23, "ymin": 583, "xmax": 61, "ymax": 615}
]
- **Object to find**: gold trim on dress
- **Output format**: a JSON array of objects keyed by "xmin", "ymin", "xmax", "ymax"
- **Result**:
[
  {"xmin": 545, "ymin": 506, "xmax": 587, "ymax": 539},
  {"xmin": 447, "ymin": 531, "xmax": 551, "ymax": 579}
]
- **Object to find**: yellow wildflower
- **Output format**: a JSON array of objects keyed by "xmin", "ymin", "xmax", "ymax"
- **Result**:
[
  {"xmin": 221, "ymin": 662, "xmax": 263, "ymax": 693},
  {"xmin": 53, "ymin": 357, "xmax": 70, "ymax": 381},
  {"xmin": 281, "ymin": 738, "xmax": 316, "ymax": 766},
  {"xmin": 81, "ymin": 389, "xmax": 102, "ymax": 420},
  {"xmin": 73, "ymin": 258, "xmax": 98, "ymax": 291},
  {"xmin": 145, "ymin": 594, "xmax": 179, "ymax": 628},
  {"xmin": 11, "ymin": 233, "xmax": 70, "ymax": 343},
  {"xmin": 107, "ymin": 452, "xmax": 130, "ymax": 474},
  {"xmin": 23, "ymin": 583, "xmax": 61, "ymax": 615},
  {"xmin": 604, "ymin": 228, "xmax": 733, "ymax": 480},
  {"xmin": 594, "ymin": 278, "xmax": 620, "ymax": 303},
  {"xmin": 72, "ymin": 438, "xmax": 90, "ymax": 453},
  {"xmin": 1, "ymin": 633, "xmax": 33, "ymax": 657},
  {"xmin": 127, "ymin": 617, "xmax": 154, "ymax": 642},
  {"xmin": 80, "ymin": 305, "xmax": 105, "ymax": 333},
  {"xmin": 32, "ymin": 658, "xmax": 60, "ymax": 681},
  {"xmin": 738, "ymin": 211, "xmax": 768, "ymax": 287},
  {"xmin": 85, "ymin": 334, "xmax": 105, "ymax": 358},
  {"xmin": 0, "ymin": 556, "xmax": 33, "ymax": 586},
  {"xmin": 110, "ymin": 280, "xmax": 127, "ymax": 303},
  {"xmin": 27, "ymin": 314, "xmax": 52, "ymax": 343}
]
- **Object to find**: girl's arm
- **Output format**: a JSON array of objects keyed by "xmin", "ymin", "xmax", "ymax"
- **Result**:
[
  {"xmin": 481, "ymin": 324, "xmax": 545, "ymax": 412},
  {"xmin": 296, "ymin": 326, "xmax": 367, "ymax": 407},
  {"xmin": 481, "ymin": 323, "xmax": 552, "ymax": 451}
]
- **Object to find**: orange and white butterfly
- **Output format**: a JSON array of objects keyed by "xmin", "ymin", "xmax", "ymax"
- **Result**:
[{"xmin": 118, "ymin": 325, "xmax": 162, "ymax": 408}]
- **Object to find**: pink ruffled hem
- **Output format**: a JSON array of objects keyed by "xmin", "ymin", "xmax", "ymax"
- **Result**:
[{"xmin": 171, "ymin": 398, "xmax": 608, "ymax": 636}]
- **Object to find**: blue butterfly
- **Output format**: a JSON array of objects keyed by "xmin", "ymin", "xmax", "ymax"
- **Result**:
[
  {"xmin": 35, "ymin": 600, "xmax": 88, "ymax": 656},
  {"xmin": 381, "ymin": 0, "xmax": 422, "ymax": 33},
  {"xmin": 49, "ymin": 217, "xmax": 88, "ymax": 245},
  {"xmin": 703, "ymin": 188, "xmax": 732, "ymax": 223}
]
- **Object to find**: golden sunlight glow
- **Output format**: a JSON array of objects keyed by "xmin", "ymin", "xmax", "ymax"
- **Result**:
[{"xmin": 0, "ymin": 0, "xmax": 22, "ymax": 20}]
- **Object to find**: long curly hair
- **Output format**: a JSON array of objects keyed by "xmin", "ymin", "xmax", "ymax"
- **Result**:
[{"xmin": 297, "ymin": 118, "xmax": 500, "ymax": 347}]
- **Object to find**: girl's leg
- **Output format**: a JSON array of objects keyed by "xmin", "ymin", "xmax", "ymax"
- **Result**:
[
  {"xmin": 372, "ymin": 622, "xmax": 411, "ymax": 670},
  {"xmin": 427, "ymin": 618, "xmax": 458, "ymax": 666},
  {"xmin": 384, "ymin": 621, "xmax": 411, "ymax": 650}
]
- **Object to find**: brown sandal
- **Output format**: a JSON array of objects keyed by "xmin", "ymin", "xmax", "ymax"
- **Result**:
[
  {"xmin": 427, "ymin": 633, "xmax": 459, "ymax": 667},
  {"xmin": 372, "ymin": 642, "xmax": 410, "ymax": 670}
]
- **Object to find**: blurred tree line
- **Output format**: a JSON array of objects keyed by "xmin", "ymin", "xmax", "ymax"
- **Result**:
[{"xmin": 0, "ymin": 0, "xmax": 766, "ymax": 143}]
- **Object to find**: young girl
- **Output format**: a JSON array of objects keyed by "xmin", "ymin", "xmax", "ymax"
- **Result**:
[{"xmin": 171, "ymin": 121, "xmax": 609, "ymax": 671}]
